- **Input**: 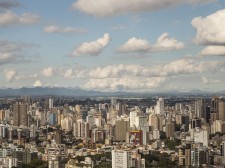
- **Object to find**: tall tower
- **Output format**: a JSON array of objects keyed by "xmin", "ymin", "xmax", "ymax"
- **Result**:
[
  {"xmin": 194, "ymin": 99, "xmax": 203, "ymax": 118},
  {"xmin": 210, "ymin": 97, "xmax": 219, "ymax": 123},
  {"xmin": 13, "ymin": 102, "xmax": 28, "ymax": 127},
  {"xmin": 219, "ymin": 100, "xmax": 225, "ymax": 121},
  {"xmin": 155, "ymin": 97, "xmax": 165, "ymax": 115},
  {"xmin": 49, "ymin": 98, "xmax": 54, "ymax": 109}
]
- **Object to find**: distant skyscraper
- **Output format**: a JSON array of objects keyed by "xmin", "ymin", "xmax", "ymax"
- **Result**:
[
  {"xmin": 219, "ymin": 100, "xmax": 225, "ymax": 121},
  {"xmin": 12, "ymin": 102, "xmax": 28, "ymax": 127},
  {"xmin": 111, "ymin": 97, "xmax": 117, "ymax": 106},
  {"xmin": 130, "ymin": 111, "xmax": 138, "ymax": 128},
  {"xmin": 221, "ymin": 141, "xmax": 225, "ymax": 165},
  {"xmin": 194, "ymin": 99, "xmax": 203, "ymax": 118},
  {"xmin": 114, "ymin": 119, "xmax": 130, "ymax": 141},
  {"xmin": 155, "ymin": 97, "xmax": 165, "ymax": 115},
  {"xmin": 48, "ymin": 113, "xmax": 57, "ymax": 125},
  {"xmin": 166, "ymin": 122, "xmax": 175, "ymax": 138},
  {"xmin": 210, "ymin": 97, "xmax": 220, "ymax": 123},
  {"xmin": 149, "ymin": 114, "xmax": 159, "ymax": 130},
  {"xmin": 49, "ymin": 98, "xmax": 54, "ymax": 109}
]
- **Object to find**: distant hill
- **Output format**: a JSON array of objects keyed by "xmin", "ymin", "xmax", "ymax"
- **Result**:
[
  {"xmin": 0, "ymin": 87, "xmax": 224, "ymax": 97},
  {"xmin": 0, "ymin": 87, "xmax": 134, "ymax": 97}
]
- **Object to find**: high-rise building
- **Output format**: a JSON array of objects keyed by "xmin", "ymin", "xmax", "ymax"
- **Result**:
[
  {"xmin": 149, "ymin": 114, "xmax": 159, "ymax": 130},
  {"xmin": 205, "ymin": 106, "xmax": 211, "ymax": 123},
  {"xmin": 219, "ymin": 100, "xmax": 225, "ymax": 121},
  {"xmin": 0, "ymin": 110, "xmax": 5, "ymax": 122},
  {"xmin": 210, "ymin": 97, "xmax": 220, "ymax": 123},
  {"xmin": 49, "ymin": 98, "xmax": 54, "ymax": 109},
  {"xmin": 178, "ymin": 143, "xmax": 191, "ymax": 167},
  {"xmin": 114, "ymin": 119, "xmax": 130, "ymax": 141},
  {"xmin": 193, "ymin": 128, "xmax": 208, "ymax": 147},
  {"xmin": 130, "ymin": 111, "xmax": 138, "ymax": 128},
  {"xmin": 191, "ymin": 144, "xmax": 208, "ymax": 167},
  {"xmin": 221, "ymin": 141, "xmax": 225, "ymax": 165},
  {"xmin": 166, "ymin": 122, "xmax": 175, "ymax": 138},
  {"xmin": 195, "ymin": 99, "xmax": 203, "ymax": 118},
  {"xmin": 112, "ymin": 150, "xmax": 132, "ymax": 168},
  {"xmin": 12, "ymin": 102, "xmax": 28, "ymax": 127},
  {"xmin": 48, "ymin": 113, "xmax": 57, "ymax": 125},
  {"xmin": 155, "ymin": 97, "xmax": 165, "ymax": 115},
  {"xmin": 111, "ymin": 97, "xmax": 117, "ymax": 107},
  {"xmin": 191, "ymin": 118, "xmax": 201, "ymax": 129}
]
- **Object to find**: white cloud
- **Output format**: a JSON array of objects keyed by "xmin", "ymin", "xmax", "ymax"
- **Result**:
[
  {"xmin": 4, "ymin": 69, "xmax": 17, "ymax": 82},
  {"xmin": 76, "ymin": 58, "xmax": 225, "ymax": 79},
  {"xmin": 64, "ymin": 69, "xmax": 74, "ymax": 79},
  {"xmin": 201, "ymin": 76, "xmax": 221, "ymax": 84},
  {"xmin": 152, "ymin": 33, "xmax": 184, "ymax": 51},
  {"xmin": 199, "ymin": 46, "xmax": 225, "ymax": 56},
  {"xmin": 72, "ymin": 0, "xmax": 216, "ymax": 17},
  {"xmin": 192, "ymin": 9, "xmax": 225, "ymax": 45},
  {"xmin": 118, "ymin": 37, "xmax": 151, "ymax": 53},
  {"xmin": 84, "ymin": 77, "xmax": 167, "ymax": 91},
  {"xmin": 41, "ymin": 67, "xmax": 54, "ymax": 77},
  {"xmin": 44, "ymin": 25, "xmax": 88, "ymax": 34},
  {"xmin": 118, "ymin": 33, "xmax": 184, "ymax": 53},
  {"xmin": 72, "ymin": 33, "xmax": 111, "ymax": 56},
  {"xmin": 0, "ymin": 11, "xmax": 39, "ymax": 27},
  {"xmin": 33, "ymin": 80, "xmax": 43, "ymax": 87}
]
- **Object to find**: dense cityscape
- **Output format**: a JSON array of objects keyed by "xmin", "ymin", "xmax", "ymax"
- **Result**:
[
  {"xmin": 0, "ymin": 94, "xmax": 225, "ymax": 167},
  {"xmin": 1, "ymin": 0, "xmax": 225, "ymax": 168}
]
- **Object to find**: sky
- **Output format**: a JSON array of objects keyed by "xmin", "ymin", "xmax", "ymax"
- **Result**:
[{"xmin": 0, "ymin": 0, "xmax": 225, "ymax": 92}]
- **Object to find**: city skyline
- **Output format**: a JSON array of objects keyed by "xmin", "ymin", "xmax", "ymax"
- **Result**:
[{"xmin": 0, "ymin": 0, "xmax": 225, "ymax": 92}]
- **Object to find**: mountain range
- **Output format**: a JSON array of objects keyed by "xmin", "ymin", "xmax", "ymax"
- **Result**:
[{"xmin": 0, "ymin": 87, "xmax": 224, "ymax": 97}]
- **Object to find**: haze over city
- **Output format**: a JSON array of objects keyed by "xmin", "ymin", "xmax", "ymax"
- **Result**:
[{"xmin": 0, "ymin": 0, "xmax": 225, "ymax": 92}]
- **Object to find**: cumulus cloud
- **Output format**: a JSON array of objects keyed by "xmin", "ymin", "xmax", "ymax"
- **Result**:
[
  {"xmin": 192, "ymin": 9, "xmax": 225, "ymax": 45},
  {"xmin": 41, "ymin": 67, "xmax": 54, "ymax": 77},
  {"xmin": 64, "ymin": 69, "xmax": 74, "ymax": 79},
  {"xmin": 76, "ymin": 57, "xmax": 224, "ymax": 91},
  {"xmin": 0, "ymin": 0, "xmax": 19, "ymax": 9},
  {"xmin": 201, "ymin": 76, "xmax": 221, "ymax": 84},
  {"xmin": 44, "ymin": 25, "xmax": 88, "ymax": 34},
  {"xmin": 84, "ymin": 77, "xmax": 167, "ymax": 91},
  {"xmin": 118, "ymin": 37, "xmax": 151, "ymax": 53},
  {"xmin": 33, "ymin": 80, "xmax": 43, "ymax": 87},
  {"xmin": 76, "ymin": 58, "xmax": 224, "ymax": 79},
  {"xmin": 152, "ymin": 33, "xmax": 184, "ymax": 51},
  {"xmin": 71, "ymin": 33, "xmax": 111, "ymax": 56},
  {"xmin": 0, "ymin": 11, "xmax": 39, "ymax": 27},
  {"xmin": 118, "ymin": 33, "xmax": 184, "ymax": 53},
  {"xmin": 72, "ymin": 0, "xmax": 216, "ymax": 17},
  {"xmin": 4, "ymin": 69, "xmax": 17, "ymax": 82},
  {"xmin": 199, "ymin": 46, "xmax": 225, "ymax": 56}
]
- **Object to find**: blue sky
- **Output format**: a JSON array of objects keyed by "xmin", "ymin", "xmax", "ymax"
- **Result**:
[{"xmin": 0, "ymin": 0, "xmax": 225, "ymax": 92}]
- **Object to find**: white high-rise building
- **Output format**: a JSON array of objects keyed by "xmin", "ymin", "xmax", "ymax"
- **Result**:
[
  {"xmin": 155, "ymin": 97, "xmax": 165, "ymax": 115},
  {"xmin": 49, "ymin": 98, "xmax": 54, "ymax": 109},
  {"xmin": 112, "ymin": 150, "xmax": 132, "ymax": 168},
  {"xmin": 193, "ymin": 128, "xmax": 208, "ymax": 147},
  {"xmin": 61, "ymin": 117, "xmax": 73, "ymax": 131},
  {"xmin": 130, "ymin": 111, "xmax": 138, "ymax": 128}
]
